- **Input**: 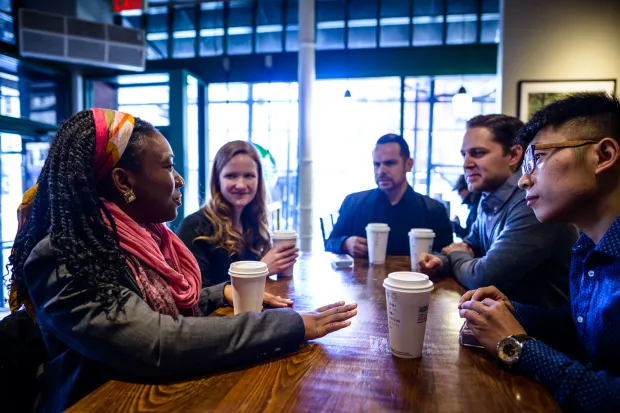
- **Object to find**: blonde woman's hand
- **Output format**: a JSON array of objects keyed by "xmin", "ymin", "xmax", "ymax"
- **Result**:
[
  {"xmin": 223, "ymin": 285, "xmax": 293, "ymax": 309},
  {"xmin": 261, "ymin": 244, "xmax": 299, "ymax": 276},
  {"xmin": 263, "ymin": 292, "xmax": 294, "ymax": 308}
]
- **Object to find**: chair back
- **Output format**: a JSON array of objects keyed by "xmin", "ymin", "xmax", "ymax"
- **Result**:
[
  {"xmin": 319, "ymin": 213, "xmax": 335, "ymax": 250},
  {"xmin": 267, "ymin": 201, "xmax": 282, "ymax": 231}
]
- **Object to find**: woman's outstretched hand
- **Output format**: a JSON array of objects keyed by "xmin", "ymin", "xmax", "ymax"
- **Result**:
[{"xmin": 299, "ymin": 301, "xmax": 358, "ymax": 340}]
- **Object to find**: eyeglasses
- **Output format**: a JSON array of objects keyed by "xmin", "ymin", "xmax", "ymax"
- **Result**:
[{"xmin": 522, "ymin": 139, "xmax": 599, "ymax": 175}]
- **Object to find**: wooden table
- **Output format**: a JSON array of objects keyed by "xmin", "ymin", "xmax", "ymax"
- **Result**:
[{"xmin": 68, "ymin": 254, "xmax": 559, "ymax": 412}]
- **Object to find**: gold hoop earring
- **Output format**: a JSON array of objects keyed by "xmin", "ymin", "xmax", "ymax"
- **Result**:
[{"xmin": 123, "ymin": 190, "xmax": 136, "ymax": 203}]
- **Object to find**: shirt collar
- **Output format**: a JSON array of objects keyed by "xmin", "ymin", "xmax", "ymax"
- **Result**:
[
  {"xmin": 375, "ymin": 185, "xmax": 416, "ymax": 206},
  {"xmin": 480, "ymin": 171, "xmax": 521, "ymax": 215},
  {"xmin": 573, "ymin": 216, "xmax": 620, "ymax": 260}
]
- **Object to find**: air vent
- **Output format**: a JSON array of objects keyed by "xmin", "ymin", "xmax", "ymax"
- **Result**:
[{"xmin": 19, "ymin": 8, "xmax": 146, "ymax": 71}]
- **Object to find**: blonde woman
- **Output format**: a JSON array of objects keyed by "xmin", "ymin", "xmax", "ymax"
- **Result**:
[{"xmin": 177, "ymin": 140, "xmax": 298, "ymax": 286}]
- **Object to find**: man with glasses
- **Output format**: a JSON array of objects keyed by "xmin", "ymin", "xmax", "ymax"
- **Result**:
[
  {"xmin": 458, "ymin": 93, "xmax": 620, "ymax": 412},
  {"xmin": 419, "ymin": 114, "xmax": 577, "ymax": 309}
]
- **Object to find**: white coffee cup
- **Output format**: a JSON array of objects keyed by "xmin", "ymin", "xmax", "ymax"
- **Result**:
[
  {"xmin": 383, "ymin": 272, "xmax": 434, "ymax": 358},
  {"xmin": 228, "ymin": 261, "xmax": 269, "ymax": 315},
  {"xmin": 409, "ymin": 228, "xmax": 435, "ymax": 271},
  {"xmin": 271, "ymin": 230, "xmax": 298, "ymax": 277},
  {"xmin": 366, "ymin": 223, "xmax": 390, "ymax": 265}
]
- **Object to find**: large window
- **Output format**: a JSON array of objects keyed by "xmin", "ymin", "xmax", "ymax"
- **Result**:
[
  {"xmin": 313, "ymin": 77, "xmax": 402, "ymax": 217},
  {"xmin": 207, "ymin": 81, "xmax": 298, "ymax": 229},
  {"xmin": 406, "ymin": 75, "xmax": 498, "ymax": 221},
  {"xmin": 122, "ymin": 0, "xmax": 500, "ymax": 60},
  {"xmin": 116, "ymin": 73, "xmax": 170, "ymax": 126},
  {"xmin": 0, "ymin": 0, "xmax": 13, "ymax": 44},
  {"xmin": 206, "ymin": 75, "xmax": 497, "ymax": 234}
]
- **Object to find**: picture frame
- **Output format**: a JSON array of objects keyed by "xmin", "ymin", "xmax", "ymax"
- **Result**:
[{"xmin": 517, "ymin": 79, "xmax": 617, "ymax": 122}]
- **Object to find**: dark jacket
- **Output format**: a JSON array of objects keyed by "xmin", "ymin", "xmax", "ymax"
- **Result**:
[
  {"xmin": 177, "ymin": 210, "xmax": 260, "ymax": 287},
  {"xmin": 326, "ymin": 186, "xmax": 453, "ymax": 255},
  {"xmin": 23, "ymin": 236, "xmax": 305, "ymax": 412}
]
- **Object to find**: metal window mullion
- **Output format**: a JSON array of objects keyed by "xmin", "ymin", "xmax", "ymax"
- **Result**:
[
  {"xmin": 223, "ymin": 0, "xmax": 230, "ymax": 55},
  {"xmin": 344, "ymin": 0, "xmax": 349, "ymax": 49},
  {"xmin": 476, "ymin": 0, "xmax": 483, "ymax": 43},
  {"xmin": 251, "ymin": 0, "xmax": 258, "ymax": 53},
  {"xmin": 167, "ymin": 6, "xmax": 174, "ymax": 58},
  {"xmin": 281, "ymin": 0, "xmax": 287, "ymax": 51},
  {"xmin": 442, "ymin": 0, "xmax": 447, "ymax": 45},
  {"xmin": 194, "ymin": 4, "xmax": 200, "ymax": 57},
  {"xmin": 248, "ymin": 83, "xmax": 253, "ymax": 143},
  {"xmin": 375, "ymin": 0, "xmax": 382, "ymax": 47},
  {"xmin": 409, "ymin": 0, "xmax": 414, "ymax": 46},
  {"xmin": 426, "ymin": 80, "xmax": 435, "ymax": 195},
  {"xmin": 399, "ymin": 76, "xmax": 405, "ymax": 137}
]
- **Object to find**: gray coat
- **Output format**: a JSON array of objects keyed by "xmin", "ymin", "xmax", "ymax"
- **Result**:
[
  {"xmin": 24, "ymin": 236, "xmax": 305, "ymax": 412},
  {"xmin": 438, "ymin": 172, "xmax": 577, "ymax": 309}
]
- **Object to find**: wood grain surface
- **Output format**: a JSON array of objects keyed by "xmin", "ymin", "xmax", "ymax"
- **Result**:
[{"xmin": 67, "ymin": 254, "xmax": 559, "ymax": 412}]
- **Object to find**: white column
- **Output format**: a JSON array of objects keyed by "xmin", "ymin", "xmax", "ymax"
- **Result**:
[{"xmin": 298, "ymin": 0, "xmax": 315, "ymax": 252}]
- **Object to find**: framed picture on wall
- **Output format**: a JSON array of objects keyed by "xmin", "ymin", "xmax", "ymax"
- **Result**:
[{"xmin": 517, "ymin": 79, "xmax": 617, "ymax": 122}]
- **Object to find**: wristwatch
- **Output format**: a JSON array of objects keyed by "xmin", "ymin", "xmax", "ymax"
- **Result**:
[{"xmin": 496, "ymin": 334, "xmax": 535, "ymax": 367}]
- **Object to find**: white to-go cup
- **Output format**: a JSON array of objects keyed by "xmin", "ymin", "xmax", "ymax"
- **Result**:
[
  {"xmin": 366, "ymin": 223, "xmax": 390, "ymax": 265},
  {"xmin": 409, "ymin": 228, "xmax": 435, "ymax": 271},
  {"xmin": 383, "ymin": 272, "xmax": 434, "ymax": 358},
  {"xmin": 271, "ymin": 230, "xmax": 298, "ymax": 277},
  {"xmin": 229, "ymin": 261, "xmax": 269, "ymax": 315}
]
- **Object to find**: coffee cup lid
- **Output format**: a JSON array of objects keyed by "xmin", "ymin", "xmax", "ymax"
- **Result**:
[
  {"xmin": 272, "ymin": 230, "xmax": 298, "ymax": 240},
  {"xmin": 409, "ymin": 228, "xmax": 435, "ymax": 238},
  {"xmin": 383, "ymin": 271, "xmax": 434, "ymax": 291},
  {"xmin": 229, "ymin": 261, "xmax": 269, "ymax": 278},
  {"xmin": 366, "ymin": 223, "xmax": 390, "ymax": 232}
]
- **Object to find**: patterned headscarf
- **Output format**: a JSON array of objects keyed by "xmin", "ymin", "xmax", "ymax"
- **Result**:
[{"xmin": 9, "ymin": 108, "xmax": 136, "ymax": 315}]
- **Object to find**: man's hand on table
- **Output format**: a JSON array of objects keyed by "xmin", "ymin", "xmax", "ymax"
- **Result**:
[
  {"xmin": 458, "ymin": 286, "xmax": 515, "ymax": 313},
  {"xmin": 458, "ymin": 286, "xmax": 526, "ymax": 355},
  {"xmin": 418, "ymin": 253, "xmax": 443, "ymax": 276},
  {"xmin": 344, "ymin": 236, "xmax": 368, "ymax": 258}
]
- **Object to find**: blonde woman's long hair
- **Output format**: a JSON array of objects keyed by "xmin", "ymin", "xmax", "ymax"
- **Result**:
[{"xmin": 198, "ymin": 140, "xmax": 271, "ymax": 258}]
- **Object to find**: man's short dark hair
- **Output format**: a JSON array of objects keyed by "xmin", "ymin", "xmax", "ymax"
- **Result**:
[
  {"xmin": 376, "ymin": 133, "xmax": 411, "ymax": 159},
  {"xmin": 517, "ymin": 92, "xmax": 620, "ymax": 148},
  {"xmin": 466, "ymin": 114, "xmax": 525, "ymax": 154}
]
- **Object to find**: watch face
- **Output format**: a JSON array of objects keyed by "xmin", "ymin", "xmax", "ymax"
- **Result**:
[{"xmin": 498, "ymin": 338, "xmax": 520, "ymax": 364}]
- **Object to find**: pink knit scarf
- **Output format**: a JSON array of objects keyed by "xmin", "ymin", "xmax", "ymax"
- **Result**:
[{"xmin": 103, "ymin": 199, "xmax": 202, "ymax": 312}]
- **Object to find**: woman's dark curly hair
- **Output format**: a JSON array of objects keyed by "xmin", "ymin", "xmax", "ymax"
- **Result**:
[{"xmin": 8, "ymin": 109, "xmax": 157, "ymax": 313}]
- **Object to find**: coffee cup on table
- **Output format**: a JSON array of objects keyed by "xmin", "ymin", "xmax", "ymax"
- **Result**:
[
  {"xmin": 228, "ymin": 261, "xmax": 269, "ymax": 315},
  {"xmin": 271, "ymin": 229, "xmax": 298, "ymax": 277},
  {"xmin": 409, "ymin": 229, "xmax": 435, "ymax": 271},
  {"xmin": 366, "ymin": 223, "xmax": 390, "ymax": 265},
  {"xmin": 383, "ymin": 271, "xmax": 434, "ymax": 358}
]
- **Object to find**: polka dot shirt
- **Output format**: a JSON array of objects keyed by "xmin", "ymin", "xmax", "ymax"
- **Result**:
[{"xmin": 513, "ymin": 216, "xmax": 620, "ymax": 412}]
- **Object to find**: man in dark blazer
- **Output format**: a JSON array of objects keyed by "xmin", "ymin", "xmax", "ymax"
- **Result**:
[{"xmin": 326, "ymin": 134, "xmax": 453, "ymax": 258}]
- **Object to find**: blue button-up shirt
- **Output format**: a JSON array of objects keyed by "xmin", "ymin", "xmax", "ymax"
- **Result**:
[{"xmin": 512, "ymin": 216, "xmax": 620, "ymax": 412}]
